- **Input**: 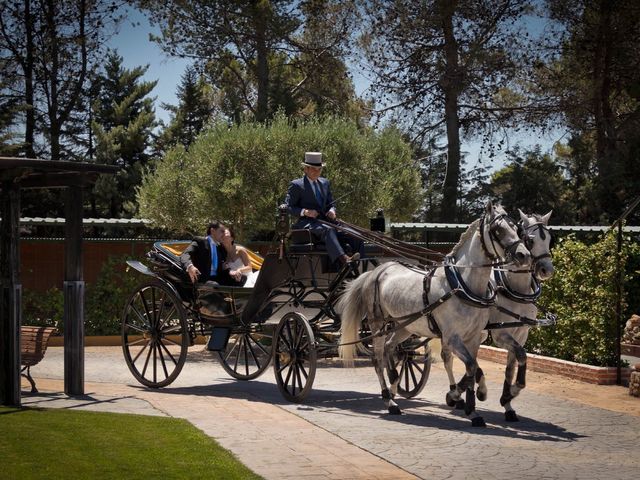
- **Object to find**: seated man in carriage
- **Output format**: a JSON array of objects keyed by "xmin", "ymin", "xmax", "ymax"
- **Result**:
[
  {"xmin": 284, "ymin": 151, "xmax": 363, "ymax": 267},
  {"xmin": 180, "ymin": 220, "xmax": 243, "ymax": 286}
]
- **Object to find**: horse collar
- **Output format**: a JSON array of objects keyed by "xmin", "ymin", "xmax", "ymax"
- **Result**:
[
  {"xmin": 493, "ymin": 269, "xmax": 542, "ymax": 303},
  {"xmin": 445, "ymin": 257, "xmax": 496, "ymax": 307}
]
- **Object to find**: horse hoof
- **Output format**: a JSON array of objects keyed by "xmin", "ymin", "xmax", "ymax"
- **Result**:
[
  {"xmin": 505, "ymin": 410, "xmax": 519, "ymax": 422},
  {"xmin": 471, "ymin": 417, "xmax": 486, "ymax": 427},
  {"xmin": 455, "ymin": 400, "xmax": 466, "ymax": 410},
  {"xmin": 388, "ymin": 405, "xmax": 402, "ymax": 415},
  {"xmin": 445, "ymin": 392, "xmax": 456, "ymax": 407},
  {"xmin": 476, "ymin": 390, "xmax": 487, "ymax": 402}
]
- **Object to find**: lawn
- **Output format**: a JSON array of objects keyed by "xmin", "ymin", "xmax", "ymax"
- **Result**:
[{"xmin": 0, "ymin": 406, "xmax": 262, "ymax": 480}]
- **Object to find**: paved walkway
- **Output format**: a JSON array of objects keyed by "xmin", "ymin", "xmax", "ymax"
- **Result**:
[{"xmin": 17, "ymin": 346, "xmax": 640, "ymax": 480}]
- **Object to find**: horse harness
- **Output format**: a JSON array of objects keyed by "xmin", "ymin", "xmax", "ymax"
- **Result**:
[{"xmin": 340, "ymin": 215, "xmax": 556, "ymax": 347}]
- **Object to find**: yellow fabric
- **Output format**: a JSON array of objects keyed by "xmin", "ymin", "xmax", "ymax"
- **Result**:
[
  {"xmin": 245, "ymin": 248, "xmax": 264, "ymax": 270},
  {"xmin": 160, "ymin": 241, "xmax": 263, "ymax": 270},
  {"xmin": 161, "ymin": 242, "xmax": 189, "ymax": 257}
]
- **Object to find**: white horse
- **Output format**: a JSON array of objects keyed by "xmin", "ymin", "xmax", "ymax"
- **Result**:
[
  {"xmin": 440, "ymin": 210, "xmax": 554, "ymax": 421},
  {"xmin": 487, "ymin": 210, "xmax": 554, "ymax": 421},
  {"xmin": 338, "ymin": 202, "xmax": 531, "ymax": 427}
]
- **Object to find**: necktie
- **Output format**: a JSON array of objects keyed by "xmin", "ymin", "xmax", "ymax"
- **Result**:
[
  {"xmin": 208, "ymin": 236, "xmax": 218, "ymax": 276},
  {"xmin": 313, "ymin": 182, "xmax": 323, "ymax": 207}
]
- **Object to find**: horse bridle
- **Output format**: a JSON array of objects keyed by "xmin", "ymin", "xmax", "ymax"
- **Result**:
[
  {"xmin": 519, "ymin": 221, "xmax": 552, "ymax": 267},
  {"xmin": 479, "ymin": 212, "xmax": 523, "ymax": 264}
]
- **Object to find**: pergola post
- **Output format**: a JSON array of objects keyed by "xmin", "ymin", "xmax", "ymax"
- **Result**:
[
  {"xmin": 64, "ymin": 184, "xmax": 84, "ymax": 395},
  {"xmin": 0, "ymin": 181, "xmax": 22, "ymax": 406}
]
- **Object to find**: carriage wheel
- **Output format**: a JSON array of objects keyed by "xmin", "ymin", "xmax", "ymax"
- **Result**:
[
  {"xmin": 273, "ymin": 312, "xmax": 317, "ymax": 402},
  {"xmin": 121, "ymin": 280, "xmax": 189, "ymax": 388},
  {"xmin": 396, "ymin": 338, "xmax": 432, "ymax": 398},
  {"xmin": 218, "ymin": 327, "xmax": 273, "ymax": 380},
  {"xmin": 356, "ymin": 316, "xmax": 374, "ymax": 356}
]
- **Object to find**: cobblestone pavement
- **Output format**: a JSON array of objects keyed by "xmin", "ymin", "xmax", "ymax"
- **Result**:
[{"xmin": 23, "ymin": 346, "xmax": 640, "ymax": 480}]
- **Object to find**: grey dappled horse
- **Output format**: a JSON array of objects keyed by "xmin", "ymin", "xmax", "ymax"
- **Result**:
[
  {"xmin": 441, "ymin": 210, "xmax": 554, "ymax": 422},
  {"xmin": 488, "ymin": 210, "xmax": 554, "ymax": 421},
  {"xmin": 338, "ymin": 202, "xmax": 531, "ymax": 427}
]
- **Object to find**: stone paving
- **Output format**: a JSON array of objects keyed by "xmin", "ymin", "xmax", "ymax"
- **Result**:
[{"xmin": 19, "ymin": 346, "xmax": 640, "ymax": 480}]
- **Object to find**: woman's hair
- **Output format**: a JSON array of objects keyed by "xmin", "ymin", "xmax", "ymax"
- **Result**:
[{"xmin": 226, "ymin": 227, "xmax": 236, "ymax": 244}]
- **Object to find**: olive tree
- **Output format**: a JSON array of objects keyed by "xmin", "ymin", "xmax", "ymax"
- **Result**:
[{"xmin": 137, "ymin": 114, "xmax": 422, "ymax": 240}]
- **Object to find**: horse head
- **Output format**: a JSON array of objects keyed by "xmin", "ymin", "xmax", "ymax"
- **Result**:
[
  {"xmin": 518, "ymin": 209, "xmax": 554, "ymax": 281},
  {"xmin": 481, "ymin": 201, "xmax": 531, "ymax": 267}
]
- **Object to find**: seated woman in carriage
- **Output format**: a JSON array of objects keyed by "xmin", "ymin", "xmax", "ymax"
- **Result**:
[{"xmin": 221, "ymin": 227, "xmax": 259, "ymax": 288}]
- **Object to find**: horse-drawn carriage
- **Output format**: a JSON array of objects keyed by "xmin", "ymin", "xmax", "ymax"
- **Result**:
[
  {"xmin": 121, "ymin": 208, "xmax": 432, "ymax": 402},
  {"xmin": 122, "ymin": 203, "xmax": 556, "ymax": 425}
]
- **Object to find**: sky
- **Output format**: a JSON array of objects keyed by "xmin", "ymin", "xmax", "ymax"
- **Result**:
[{"xmin": 107, "ymin": 7, "xmax": 560, "ymax": 174}]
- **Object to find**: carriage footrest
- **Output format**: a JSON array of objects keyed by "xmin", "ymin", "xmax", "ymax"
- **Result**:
[{"xmin": 207, "ymin": 327, "xmax": 231, "ymax": 351}]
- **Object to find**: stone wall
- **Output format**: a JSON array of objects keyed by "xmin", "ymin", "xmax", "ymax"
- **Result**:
[{"xmin": 478, "ymin": 346, "xmax": 631, "ymax": 385}]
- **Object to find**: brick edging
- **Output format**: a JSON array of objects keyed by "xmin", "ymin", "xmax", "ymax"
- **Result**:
[{"xmin": 478, "ymin": 345, "xmax": 631, "ymax": 385}]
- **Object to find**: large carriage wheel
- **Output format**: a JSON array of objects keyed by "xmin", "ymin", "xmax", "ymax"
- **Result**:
[
  {"xmin": 218, "ymin": 326, "xmax": 272, "ymax": 381},
  {"xmin": 273, "ymin": 312, "xmax": 317, "ymax": 402},
  {"xmin": 121, "ymin": 280, "xmax": 189, "ymax": 388},
  {"xmin": 395, "ymin": 338, "xmax": 431, "ymax": 398},
  {"xmin": 396, "ymin": 338, "xmax": 432, "ymax": 398}
]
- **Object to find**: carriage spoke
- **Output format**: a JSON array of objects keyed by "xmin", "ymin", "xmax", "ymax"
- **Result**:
[
  {"xmin": 157, "ymin": 303, "xmax": 177, "ymax": 332},
  {"xmin": 129, "ymin": 304, "xmax": 151, "ymax": 329},
  {"xmin": 233, "ymin": 335, "xmax": 245, "ymax": 372},
  {"xmin": 223, "ymin": 336, "xmax": 242, "ymax": 363},
  {"xmin": 155, "ymin": 290, "xmax": 167, "ymax": 328},
  {"xmin": 138, "ymin": 290, "xmax": 154, "ymax": 329},
  {"xmin": 245, "ymin": 337, "xmax": 262, "ymax": 370},
  {"xmin": 131, "ymin": 340, "xmax": 150, "ymax": 363},
  {"xmin": 153, "ymin": 342, "xmax": 158, "ymax": 384},
  {"xmin": 249, "ymin": 334, "xmax": 270, "ymax": 356},
  {"xmin": 157, "ymin": 343, "xmax": 170, "ymax": 380},
  {"xmin": 243, "ymin": 334, "xmax": 250, "ymax": 376},
  {"xmin": 124, "ymin": 322, "xmax": 147, "ymax": 335},
  {"xmin": 141, "ymin": 341, "xmax": 153, "ymax": 377},
  {"xmin": 158, "ymin": 340, "xmax": 178, "ymax": 366}
]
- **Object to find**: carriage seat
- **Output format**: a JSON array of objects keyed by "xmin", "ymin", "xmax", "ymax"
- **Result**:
[{"xmin": 288, "ymin": 229, "xmax": 327, "ymax": 254}]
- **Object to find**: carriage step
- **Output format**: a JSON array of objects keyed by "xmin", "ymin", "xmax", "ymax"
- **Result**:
[{"xmin": 206, "ymin": 327, "xmax": 231, "ymax": 351}]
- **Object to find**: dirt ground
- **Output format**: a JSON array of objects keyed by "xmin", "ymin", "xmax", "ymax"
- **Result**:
[{"xmin": 438, "ymin": 358, "xmax": 640, "ymax": 417}]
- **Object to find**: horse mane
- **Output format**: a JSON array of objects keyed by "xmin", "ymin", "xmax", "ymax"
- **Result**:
[{"xmin": 450, "ymin": 218, "xmax": 481, "ymax": 257}]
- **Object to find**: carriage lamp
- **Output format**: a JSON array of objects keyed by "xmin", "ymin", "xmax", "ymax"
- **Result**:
[
  {"xmin": 370, "ymin": 208, "xmax": 386, "ymax": 232},
  {"xmin": 276, "ymin": 204, "xmax": 290, "ymax": 235}
]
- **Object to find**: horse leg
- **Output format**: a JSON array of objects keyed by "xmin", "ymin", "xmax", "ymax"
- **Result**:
[
  {"xmin": 496, "ymin": 333, "xmax": 527, "ymax": 422},
  {"xmin": 441, "ymin": 346, "xmax": 464, "ymax": 409},
  {"xmin": 447, "ymin": 334, "xmax": 486, "ymax": 427},
  {"xmin": 384, "ymin": 329, "xmax": 413, "ymax": 403},
  {"xmin": 371, "ymin": 332, "xmax": 400, "ymax": 414}
]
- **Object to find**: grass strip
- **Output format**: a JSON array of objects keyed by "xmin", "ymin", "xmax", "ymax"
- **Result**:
[{"xmin": 0, "ymin": 406, "xmax": 262, "ymax": 480}]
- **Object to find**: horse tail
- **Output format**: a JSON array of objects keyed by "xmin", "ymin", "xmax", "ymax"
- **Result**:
[{"xmin": 337, "ymin": 271, "xmax": 372, "ymax": 364}]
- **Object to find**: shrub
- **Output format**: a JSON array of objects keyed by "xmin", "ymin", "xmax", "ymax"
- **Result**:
[
  {"xmin": 22, "ymin": 288, "xmax": 64, "ymax": 331},
  {"xmin": 137, "ymin": 114, "xmax": 422, "ymax": 240},
  {"xmin": 22, "ymin": 255, "xmax": 142, "ymax": 336},
  {"xmin": 84, "ymin": 254, "xmax": 142, "ymax": 335},
  {"xmin": 528, "ymin": 231, "xmax": 640, "ymax": 366}
]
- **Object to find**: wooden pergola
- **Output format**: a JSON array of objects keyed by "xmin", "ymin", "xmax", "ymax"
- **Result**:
[{"xmin": 0, "ymin": 157, "xmax": 118, "ymax": 406}]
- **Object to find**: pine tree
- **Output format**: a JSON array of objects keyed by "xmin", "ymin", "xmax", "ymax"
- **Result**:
[
  {"xmin": 90, "ymin": 50, "xmax": 157, "ymax": 218},
  {"xmin": 156, "ymin": 65, "xmax": 216, "ymax": 154}
]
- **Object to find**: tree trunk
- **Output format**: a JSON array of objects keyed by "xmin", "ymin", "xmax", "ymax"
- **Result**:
[
  {"xmin": 439, "ymin": 1, "xmax": 462, "ymax": 222},
  {"xmin": 254, "ymin": 3, "xmax": 269, "ymax": 122},
  {"xmin": 593, "ymin": 0, "xmax": 620, "ymax": 220},
  {"xmin": 23, "ymin": 0, "xmax": 35, "ymax": 158}
]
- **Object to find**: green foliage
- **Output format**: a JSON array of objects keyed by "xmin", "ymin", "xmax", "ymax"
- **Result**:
[
  {"xmin": 138, "ymin": 114, "xmax": 422, "ymax": 240},
  {"xmin": 0, "ymin": 407, "xmax": 262, "ymax": 479},
  {"xmin": 528, "ymin": 232, "xmax": 640, "ymax": 366},
  {"xmin": 22, "ymin": 288, "xmax": 64, "ymax": 331},
  {"xmin": 84, "ymin": 255, "xmax": 142, "ymax": 336},
  {"xmin": 22, "ymin": 255, "xmax": 142, "ymax": 336}
]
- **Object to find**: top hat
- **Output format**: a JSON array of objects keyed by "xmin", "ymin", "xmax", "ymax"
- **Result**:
[{"xmin": 302, "ymin": 152, "xmax": 325, "ymax": 167}]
